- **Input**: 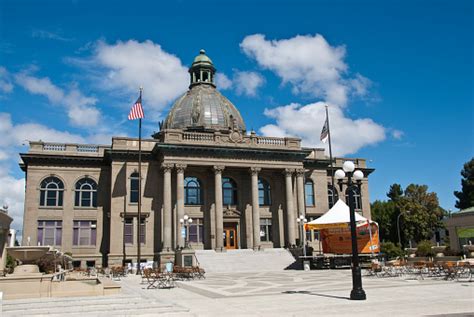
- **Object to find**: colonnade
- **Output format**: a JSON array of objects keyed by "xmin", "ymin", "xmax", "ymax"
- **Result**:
[{"xmin": 160, "ymin": 163, "xmax": 307, "ymax": 251}]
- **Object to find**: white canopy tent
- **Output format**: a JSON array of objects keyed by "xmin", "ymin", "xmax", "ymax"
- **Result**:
[{"xmin": 305, "ymin": 199, "xmax": 375, "ymax": 230}]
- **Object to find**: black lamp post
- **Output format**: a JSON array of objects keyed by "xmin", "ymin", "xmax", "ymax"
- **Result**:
[{"xmin": 335, "ymin": 161, "xmax": 366, "ymax": 301}]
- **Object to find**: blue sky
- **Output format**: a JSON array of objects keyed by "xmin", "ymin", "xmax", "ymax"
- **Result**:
[{"xmin": 0, "ymin": 0, "xmax": 472, "ymax": 232}]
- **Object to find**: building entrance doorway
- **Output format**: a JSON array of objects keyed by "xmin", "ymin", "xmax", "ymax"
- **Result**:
[{"xmin": 223, "ymin": 224, "xmax": 237, "ymax": 249}]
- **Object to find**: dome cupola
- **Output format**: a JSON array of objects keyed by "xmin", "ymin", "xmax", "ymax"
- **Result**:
[
  {"xmin": 189, "ymin": 49, "xmax": 216, "ymax": 88},
  {"xmin": 162, "ymin": 50, "xmax": 246, "ymax": 133}
]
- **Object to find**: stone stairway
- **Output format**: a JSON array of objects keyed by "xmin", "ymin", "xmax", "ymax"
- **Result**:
[
  {"xmin": 194, "ymin": 248, "xmax": 296, "ymax": 273},
  {"xmin": 1, "ymin": 294, "xmax": 190, "ymax": 316}
]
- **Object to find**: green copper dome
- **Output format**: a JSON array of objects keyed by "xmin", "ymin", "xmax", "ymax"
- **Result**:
[
  {"xmin": 192, "ymin": 49, "xmax": 213, "ymax": 67},
  {"xmin": 163, "ymin": 50, "xmax": 246, "ymax": 132}
]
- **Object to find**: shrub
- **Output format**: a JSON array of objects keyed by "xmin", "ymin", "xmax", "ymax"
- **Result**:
[
  {"xmin": 5, "ymin": 254, "xmax": 16, "ymax": 273},
  {"xmin": 380, "ymin": 242, "xmax": 404, "ymax": 260},
  {"xmin": 415, "ymin": 240, "xmax": 433, "ymax": 257}
]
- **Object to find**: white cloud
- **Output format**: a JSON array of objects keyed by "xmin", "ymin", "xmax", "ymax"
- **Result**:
[
  {"xmin": 233, "ymin": 71, "xmax": 265, "ymax": 97},
  {"xmin": 14, "ymin": 72, "xmax": 100, "ymax": 127},
  {"xmin": 215, "ymin": 70, "xmax": 265, "ymax": 97},
  {"xmin": 391, "ymin": 129, "xmax": 404, "ymax": 140},
  {"xmin": 215, "ymin": 73, "xmax": 232, "ymax": 90},
  {"xmin": 31, "ymin": 29, "xmax": 73, "ymax": 42},
  {"xmin": 0, "ymin": 66, "xmax": 14, "ymax": 93},
  {"xmin": 0, "ymin": 112, "xmax": 89, "ymax": 238},
  {"xmin": 91, "ymin": 40, "xmax": 189, "ymax": 111},
  {"xmin": 0, "ymin": 172, "xmax": 25, "ymax": 235},
  {"xmin": 260, "ymin": 102, "xmax": 386, "ymax": 156},
  {"xmin": 240, "ymin": 34, "xmax": 370, "ymax": 106}
]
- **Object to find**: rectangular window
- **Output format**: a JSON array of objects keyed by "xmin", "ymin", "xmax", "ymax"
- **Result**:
[
  {"xmin": 73, "ymin": 221, "xmax": 97, "ymax": 246},
  {"xmin": 124, "ymin": 218, "xmax": 133, "ymax": 244},
  {"xmin": 37, "ymin": 220, "xmax": 62, "ymax": 246},
  {"xmin": 130, "ymin": 174, "xmax": 139, "ymax": 203},
  {"xmin": 188, "ymin": 219, "xmax": 204, "ymax": 243},
  {"xmin": 305, "ymin": 182, "xmax": 315, "ymax": 206},
  {"xmin": 260, "ymin": 219, "xmax": 272, "ymax": 242},
  {"xmin": 140, "ymin": 218, "xmax": 146, "ymax": 244}
]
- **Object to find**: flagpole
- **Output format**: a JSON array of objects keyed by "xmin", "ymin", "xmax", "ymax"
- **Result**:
[
  {"xmin": 325, "ymin": 105, "xmax": 336, "ymax": 204},
  {"xmin": 137, "ymin": 87, "xmax": 143, "ymax": 275}
]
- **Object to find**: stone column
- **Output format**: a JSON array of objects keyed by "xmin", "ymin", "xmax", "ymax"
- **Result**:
[
  {"xmin": 162, "ymin": 163, "xmax": 173, "ymax": 251},
  {"xmin": 296, "ymin": 169, "xmax": 305, "ymax": 218},
  {"xmin": 214, "ymin": 166, "xmax": 225, "ymax": 251},
  {"xmin": 250, "ymin": 167, "xmax": 261, "ymax": 250},
  {"xmin": 176, "ymin": 164, "xmax": 187, "ymax": 248},
  {"xmin": 284, "ymin": 169, "xmax": 296, "ymax": 246}
]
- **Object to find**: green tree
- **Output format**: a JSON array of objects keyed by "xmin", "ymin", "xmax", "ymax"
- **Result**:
[
  {"xmin": 371, "ymin": 183, "xmax": 445, "ymax": 246},
  {"xmin": 398, "ymin": 184, "xmax": 446, "ymax": 243},
  {"xmin": 454, "ymin": 158, "xmax": 474, "ymax": 209},
  {"xmin": 371, "ymin": 200, "xmax": 398, "ymax": 243},
  {"xmin": 387, "ymin": 183, "xmax": 403, "ymax": 201}
]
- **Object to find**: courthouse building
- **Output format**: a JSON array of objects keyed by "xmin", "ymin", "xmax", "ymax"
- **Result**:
[{"xmin": 20, "ymin": 50, "xmax": 374, "ymax": 268}]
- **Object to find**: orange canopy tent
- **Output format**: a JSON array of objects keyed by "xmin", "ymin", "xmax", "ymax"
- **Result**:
[{"xmin": 304, "ymin": 200, "xmax": 380, "ymax": 254}]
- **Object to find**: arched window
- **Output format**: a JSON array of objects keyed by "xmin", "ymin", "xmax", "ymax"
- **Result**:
[
  {"xmin": 346, "ymin": 187, "xmax": 362, "ymax": 211},
  {"xmin": 185, "ymin": 177, "xmax": 202, "ymax": 205},
  {"xmin": 258, "ymin": 178, "xmax": 271, "ymax": 206},
  {"xmin": 40, "ymin": 177, "xmax": 64, "ymax": 207},
  {"xmin": 75, "ymin": 178, "xmax": 98, "ymax": 208},
  {"xmin": 327, "ymin": 185, "xmax": 339, "ymax": 208},
  {"xmin": 305, "ymin": 179, "xmax": 315, "ymax": 206},
  {"xmin": 130, "ymin": 172, "xmax": 139, "ymax": 203},
  {"xmin": 222, "ymin": 177, "xmax": 237, "ymax": 205}
]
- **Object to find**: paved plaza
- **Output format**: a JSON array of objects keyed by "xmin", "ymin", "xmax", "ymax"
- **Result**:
[{"xmin": 3, "ymin": 270, "xmax": 472, "ymax": 316}]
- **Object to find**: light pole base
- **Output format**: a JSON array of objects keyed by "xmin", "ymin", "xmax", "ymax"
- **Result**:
[
  {"xmin": 350, "ymin": 266, "xmax": 366, "ymax": 300},
  {"xmin": 350, "ymin": 288, "xmax": 366, "ymax": 300}
]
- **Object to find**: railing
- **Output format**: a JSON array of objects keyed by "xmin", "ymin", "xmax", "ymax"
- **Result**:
[
  {"xmin": 77, "ymin": 145, "xmax": 99, "ymax": 153},
  {"xmin": 43, "ymin": 143, "xmax": 66, "ymax": 151},
  {"xmin": 183, "ymin": 132, "xmax": 214, "ymax": 142},
  {"xmin": 256, "ymin": 137, "xmax": 286, "ymax": 146}
]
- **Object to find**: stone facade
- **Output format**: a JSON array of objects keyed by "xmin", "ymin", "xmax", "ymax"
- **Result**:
[{"xmin": 19, "ymin": 50, "xmax": 374, "ymax": 268}]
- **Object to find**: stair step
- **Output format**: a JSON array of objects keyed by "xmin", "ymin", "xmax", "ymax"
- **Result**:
[{"xmin": 2, "ymin": 301, "xmax": 184, "ymax": 315}]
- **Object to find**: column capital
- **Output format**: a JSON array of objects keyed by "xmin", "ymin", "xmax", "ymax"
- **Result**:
[
  {"xmin": 296, "ymin": 168, "xmax": 306, "ymax": 177},
  {"xmin": 283, "ymin": 168, "xmax": 295, "ymax": 177},
  {"xmin": 250, "ymin": 167, "xmax": 261, "ymax": 176},
  {"xmin": 175, "ymin": 164, "xmax": 187, "ymax": 173},
  {"xmin": 161, "ymin": 163, "xmax": 174, "ymax": 172},
  {"xmin": 213, "ymin": 165, "xmax": 225, "ymax": 175}
]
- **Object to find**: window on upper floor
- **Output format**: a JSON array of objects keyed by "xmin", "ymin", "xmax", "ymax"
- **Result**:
[
  {"xmin": 328, "ymin": 185, "xmax": 339, "ymax": 209},
  {"xmin": 258, "ymin": 178, "xmax": 271, "ymax": 206},
  {"xmin": 75, "ymin": 178, "xmax": 98, "ymax": 208},
  {"xmin": 222, "ymin": 177, "xmax": 238, "ymax": 205},
  {"xmin": 305, "ymin": 180, "xmax": 315, "ymax": 206},
  {"xmin": 130, "ymin": 172, "xmax": 139, "ymax": 203},
  {"xmin": 40, "ymin": 177, "xmax": 64, "ymax": 207},
  {"xmin": 185, "ymin": 177, "xmax": 202, "ymax": 205},
  {"xmin": 345, "ymin": 187, "xmax": 362, "ymax": 211}
]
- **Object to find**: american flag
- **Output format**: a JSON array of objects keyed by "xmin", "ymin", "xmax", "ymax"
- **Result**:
[
  {"xmin": 128, "ymin": 96, "xmax": 144, "ymax": 120},
  {"xmin": 320, "ymin": 117, "xmax": 329, "ymax": 143}
]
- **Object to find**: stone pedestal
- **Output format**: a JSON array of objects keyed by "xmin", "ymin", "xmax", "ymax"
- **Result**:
[
  {"xmin": 175, "ymin": 249, "xmax": 196, "ymax": 267},
  {"xmin": 432, "ymin": 246, "xmax": 447, "ymax": 257},
  {"xmin": 158, "ymin": 251, "xmax": 175, "ymax": 270}
]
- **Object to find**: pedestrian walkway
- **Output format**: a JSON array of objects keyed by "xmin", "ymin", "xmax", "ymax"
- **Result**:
[{"xmin": 2, "ymin": 270, "xmax": 473, "ymax": 316}]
